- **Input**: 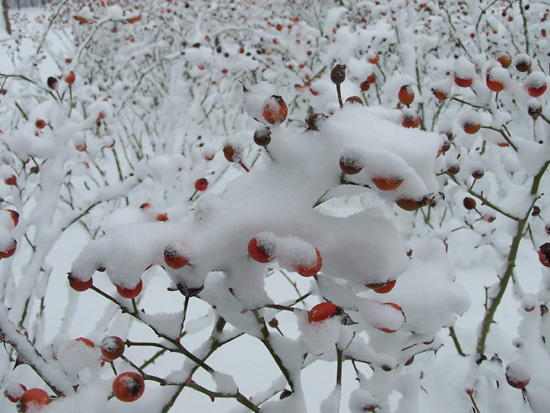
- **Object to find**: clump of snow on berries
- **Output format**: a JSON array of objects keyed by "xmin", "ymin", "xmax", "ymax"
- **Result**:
[
  {"xmin": 349, "ymin": 388, "xmax": 379, "ymax": 413},
  {"xmin": 389, "ymin": 239, "xmax": 469, "ymax": 334},
  {"xmin": 521, "ymin": 294, "xmax": 537, "ymax": 312},
  {"xmin": 242, "ymin": 82, "xmax": 278, "ymax": 123},
  {"xmin": 454, "ymin": 56, "xmax": 476, "ymax": 80},
  {"xmin": 4, "ymin": 383, "xmax": 26, "ymax": 401},
  {"xmin": 71, "ymin": 222, "xmax": 181, "ymax": 288},
  {"xmin": 459, "ymin": 110, "xmax": 482, "ymax": 128},
  {"xmin": 297, "ymin": 311, "xmax": 340, "ymax": 354},
  {"xmin": 54, "ymin": 339, "xmax": 100, "ymax": 379},
  {"xmin": 357, "ymin": 300, "xmax": 404, "ymax": 332},
  {"xmin": 274, "ymin": 235, "xmax": 317, "ymax": 271}
]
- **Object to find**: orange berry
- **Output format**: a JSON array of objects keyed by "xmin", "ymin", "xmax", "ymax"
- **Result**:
[{"xmin": 112, "ymin": 372, "xmax": 145, "ymax": 402}]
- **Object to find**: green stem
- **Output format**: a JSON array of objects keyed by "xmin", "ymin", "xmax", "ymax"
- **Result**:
[{"xmin": 476, "ymin": 162, "xmax": 549, "ymax": 355}]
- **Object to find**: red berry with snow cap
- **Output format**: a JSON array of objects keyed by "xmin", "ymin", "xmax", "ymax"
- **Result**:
[
  {"xmin": 248, "ymin": 236, "xmax": 276, "ymax": 263},
  {"xmin": 373, "ymin": 279, "xmax": 396, "ymax": 294},
  {"xmin": 164, "ymin": 245, "xmax": 189, "ymax": 269},
  {"xmin": 398, "ymin": 85, "xmax": 415, "ymax": 105},
  {"xmin": 4, "ymin": 175, "xmax": 16, "ymax": 186},
  {"xmin": 116, "ymin": 279, "xmax": 143, "ymax": 299},
  {"xmin": 112, "ymin": 372, "xmax": 145, "ymax": 402},
  {"xmin": 295, "ymin": 247, "xmax": 322, "ymax": 277},
  {"xmin": 19, "ymin": 388, "xmax": 50, "ymax": 412},
  {"xmin": 538, "ymin": 243, "xmax": 550, "ymax": 267},
  {"xmin": 68, "ymin": 272, "xmax": 93, "ymax": 292},
  {"xmin": 524, "ymin": 72, "xmax": 548, "ymax": 97},
  {"xmin": 101, "ymin": 336, "xmax": 125, "ymax": 361},
  {"xmin": 308, "ymin": 302, "xmax": 338, "ymax": 323},
  {"xmin": 505, "ymin": 360, "xmax": 530, "ymax": 389},
  {"xmin": 376, "ymin": 302, "xmax": 405, "ymax": 333},
  {"xmin": 4, "ymin": 383, "xmax": 26, "ymax": 403},
  {"xmin": 262, "ymin": 95, "xmax": 288, "ymax": 125},
  {"xmin": 514, "ymin": 54, "xmax": 531, "ymax": 72}
]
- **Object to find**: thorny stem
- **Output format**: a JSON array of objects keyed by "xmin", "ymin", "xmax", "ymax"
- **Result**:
[
  {"xmin": 89, "ymin": 286, "xmax": 215, "ymax": 374},
  {"xmin": 253, "ymin": 310, "xmax": 296, "ymax": 391},
  {"xmin": 476, "ymin": 161, "xmax": 550, "ymax": 355},
  {"xmin": 448, "ymin": 175, "xmax": 519, "ymax": 221}
]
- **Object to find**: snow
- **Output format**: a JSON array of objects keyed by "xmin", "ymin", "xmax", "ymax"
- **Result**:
[{"xmin": 0, "ymin": 1, "xmax": 549, "ymax": 412}]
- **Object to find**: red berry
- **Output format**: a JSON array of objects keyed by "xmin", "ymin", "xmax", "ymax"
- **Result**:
[
  {"xmin": 367, "ymin": 53, "xmax": 379, "ymax": 64},
  {"xmin": 432, "ymin": 88, "xmax": 448, "ymax": 101},
  {"xmin": 366, "ymin": 74, "xmax": 376, "ymax": 84},
  {"xmin": 7, "ymin": 209, "xmax": 19, "ymax": 227},
  {"xmin": 101, "ymin": 336, "xmax": 125, "ymax": 361},
  {"xmin": 360, "ymin": 81, "xmax": 370, "ymax": 92},
  {"xmin": 68, "ymin": 273, "xmax": 93, "ymax": 292},
  {"xmin": 223, "ymin": 144, "xmax": 239, "ymax": 162},
  {"xmin": 75, "ymin": 142, "xmax": 87, "ymax": 152},
  {"xmin": 47, "ymin": 76, "xmax": 58, "ymax": 90},
  {"xmin": 112, "ymin": 372, "xmax": 145, "ymax": 402},
  {"xmin": 514, "ymin": 55, "xmax": 531, "ymax": 72},
  {"xmin": 330, "ymin": 64, "xmax": 347, "ymax": 85},
  {"xmin": 116, "ymin": 279, "xmax": 143, "ymax": 299},
  {"xmin": 19, "ymin": 388, "xmax": 50, "ymax": 412},
  {"xmin": 372, "ymin": 176, "xmax": 403, "ymax": 191},
  {"xmin": 539, "ymin": 243, "xmax": 550, "ymax": 267},
  {"xmin": 454, "ymin": 76, "xmax": 473, "ymax": 88},
  {"xmin": 463, "ymin": 197, "xmax": 476, "ymax": 210},
  {"xmin": 524, "ymin": 74, "xmax": 548, "ymax": 97},
  {"xmin": 376, "ymin": 302, "xmax": 404, "ymax": 333},
  {"xmin": 4, "ymin": 174, "xmax": 16, "ymax": 186},
  {"xmin": 0, "ymin": 239, "xmax": 16, "ymax": 259},
  {"xmin": 194, "ymin": 178, "xmax": 209, "ymax": 191},
  {"xmin": 345, "ymin": 96, "xmax": 364, "ymax": 105},
  {"xmin": 156, "ymin": 213, "xmax": 168, "ymax": 222},
  {"xmin": 373, "ymin": 279, "xmax": 396, "ymax": 294},
  {"xmin": 463, "ymin": 122, "xmax": 481, "ymax": 134},
  {"xmin": 486, "ymin": 74, "xmax": 504, "ymax": 92},
  {"xmin": 4, "ymin": 383, "xmax": 26, "ymax": 403},
  {"xmin": 248, "ymin": 236, "xmax": 276, "ymax": 263},
  {"xmin": 74, "ymin": 337, "xmax": 95, "ymax": 348},
  {"xmin": 398, "ymin": 85, "xmax": 415, "ymax": 105},
  {"xmin": 505, "ymin": 361, "xmax": 530, "ymax": 389},
  {"xmin": 401, "ymin": 110, "xmax": 420, "ymax": 128},
  {"xmin": 65, "ymin": 71, "xmax": 76, "ymax": 84},
  {"xmin": 262, "ymin": 95, "xmax": 288, "ymax": 125},
  {"xmin": 295, "ymin": 248, "xmax": 322, "ymax": 277},
  {"xmin": 308, "ymin": 302, "xmax": 338, "ymax": 323},
  {"xmin": 396, "ymin": 196, "xmax": 431, "ymax": 211},
  {"xmin": 35, "ymin": 119, "xmax": 46, "ymax": 129},
  {"xmin": 305, "ymin": 113, "xmax": 328, "ymax": 131},
  {"xmin": 164, "ymin": 245, "xmax": 189, "ymax": 269},
  {"xmin": 497, "ymin": 52, "xmax": 512, "ymax": 68},
  {"xmin": 254, "ymin": 126, "xmax": 272, "ymax": 146},
  {"xmin": 339, "ymin": 154, "xmax": 363, "ymax": 175}
]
